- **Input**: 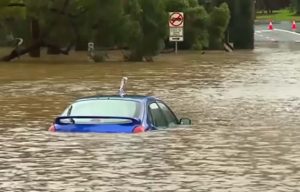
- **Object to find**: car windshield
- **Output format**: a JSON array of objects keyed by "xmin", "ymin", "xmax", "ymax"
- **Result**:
[{"xmin": 62, "ymin": 99, "xmax": 142, "ymax": 118}]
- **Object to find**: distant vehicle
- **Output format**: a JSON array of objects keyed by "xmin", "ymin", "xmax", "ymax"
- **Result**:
[{"xmin": 48, "ymin": 77, "xmax": 191, "ymax": 133}]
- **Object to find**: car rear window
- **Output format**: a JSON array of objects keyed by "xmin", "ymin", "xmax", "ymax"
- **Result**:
[{"xmin": 62, "ymin": 99, "xmax": 142, "ymax": 118}]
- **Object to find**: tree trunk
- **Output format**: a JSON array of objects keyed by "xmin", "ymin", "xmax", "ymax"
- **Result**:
[
  {"xmin": 264, "ymin": 0, "xmax": 273, "ymax": 14},
  {"xmin": 124, "ymin": 51, "xmax": 143, "ymax": 61},
  {"xmin": 45, "ymin": 43, "xmax": 72, "ymax": 55},
  {"xmin": 297, "ymin": 0, "xmax": 300, "ymax": 15},
  {"xmin": 29, "ymin": 18, "xmax": 40, "ymax": 57},
  {"xmin": 47, "ymin": 47, "xmax": 61, "ymax": 55},
  {"xmin": 229, "ymin": 0, "xmax": 254, "ymax": 49},
  {"xmin": 75, "ymin": 38, "xmax": 88, "ymax": 51}
]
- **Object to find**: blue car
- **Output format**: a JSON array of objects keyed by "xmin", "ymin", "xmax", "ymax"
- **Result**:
[{"xmin": 48, "ymin": 95, "xmax": 191, "ymax": 133}]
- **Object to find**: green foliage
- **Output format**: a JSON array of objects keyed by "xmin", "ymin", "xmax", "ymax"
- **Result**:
[
  {"xmin": 0, "ymin": 0, "xmax": 26, "ymax": 20},
  {"xmin": 139, "ymin": 0, "xmax": 168, "ymax": 55},
  {"xmin": 29, "ymin": 0, "xmax": 78, "ymax": 45},
  {"xmin": 165, "ymin": 0, "xmax": 190, "ymax": 12},
  {"xmin": 89, "ymin": 0, "xmax": 125, "ymax": 47},
  {"xmin": 0, "ymin": 0, "xmax": 27, "ymax": 45},
  {"xmin": 208, "ymin": 2, "xmax": 230, "ymax": 49},
  {"xmin": 123, "ymin": 0, "xmax": 142, "ymax": 46},
  {"xmin": 124, "ymin": 0, "xmax": 168, "ymax": 61},
  {"xmin": 256, "ymin": 9, "xmax": 300, "ymax": 22},
  {"xmin": 45, "ymin": 17, "xmax": 75, "ymax": 46},
  {"xmin": 0, "ymin": 0, "xmax": 240, "ymax": 61},
  {"xmin": 165, "ymin": 1, "xmax": 210, "ymax": 50},
  {"xmin": 187, "ymin": 0, "xmax": 199, "ymax": 8},
  {"xmin": 184, "ymin": 6, "xmax": 209, "ymax": 50},
  {"xmin": 291, "ymin": 0, "xmax": 300, "ymax": 15},
  {"xmin": 123, "ymin": 0, "xmax": 143, "ymax": 60},
  {"xmin": 25, "ymin": 0, "xmax": 50, "ymax": 19}
]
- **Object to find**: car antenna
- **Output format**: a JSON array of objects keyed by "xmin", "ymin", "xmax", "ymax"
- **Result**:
[{"xmin": 118, "ymin": 77, "xmax": 128, "ymax": 97}]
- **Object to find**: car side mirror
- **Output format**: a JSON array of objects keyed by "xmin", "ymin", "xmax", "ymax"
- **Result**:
[{"xmin": 179, "ymin": 118, "xmax": 192, "ymax": 125}]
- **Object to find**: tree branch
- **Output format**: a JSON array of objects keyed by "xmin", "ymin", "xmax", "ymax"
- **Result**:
[
  {"xmin": 7, "ymin": 3, "xmax": 25, "ymax": 7},
  {"xmin": 1, "ymin": 41, "xmax": 44, "ymax": 62},
  {"xmin": 45, "ymin": 42, "xmax": 74, "ymax": 55},
  {"xmin": 8, "ymin": 1, "xmax": 87, "ymax": 18}
]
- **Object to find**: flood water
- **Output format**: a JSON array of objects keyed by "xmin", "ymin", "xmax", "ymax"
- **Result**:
[{"xmin": 0, "ymin": 43, "xmax": 300, "ymax": 191}]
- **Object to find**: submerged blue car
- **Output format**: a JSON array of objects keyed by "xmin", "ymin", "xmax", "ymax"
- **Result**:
[{"xmin": 48, "ymin": 95, "xmax": 191, "ymax": 133}]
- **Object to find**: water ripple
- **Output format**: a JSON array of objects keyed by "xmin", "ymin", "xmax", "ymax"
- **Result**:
[{"xmin": 0, "ymin": 46, "xmax": 300, "ymax": 191}]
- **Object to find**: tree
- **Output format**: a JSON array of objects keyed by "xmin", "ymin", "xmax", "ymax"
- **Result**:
[
  {"xmin": 1, "ymin": 0, "xmax": 169, "ymax": 62},
  {"xmin": 78, "ymin": 0, "xmax": 125, "ymax": 48},
  {"xmin": 0, "ymin": 0, "xmax": 238, "ymax": 62},
  {"xmin": 0, "ymin": 0, "xmax": 26, "ymax": 46},
  {"xmin": 0, "ymin": 0, "xmax": 78, "ymax": 61},
  {"xmin": 256, "ymin": 0, "xmax": 273, "ymax": 14},
  {"xmin": 256, "ymin": 0, "xmax": 291, "ymax": 14},
  {"xmin": 165, "ymin": 0, "xmax": 190, "ymax": 12},
  {"xmin": 291, "ymin": 0, "xmax": 300, "ymax": 15},
  {"xmin": 184, "ymin": 6, "xmax": 209, "ymax": 49},
  {"xmin": 124, "ymin": 0, "xmax": 168, "ymax": 61},
  {"xmin": 229, "ymin": 0, "xmax": 254, "ymax": 49},
  {"xmin": 208, "ymin": 2, "xmax": 230, "ymax": 49}
]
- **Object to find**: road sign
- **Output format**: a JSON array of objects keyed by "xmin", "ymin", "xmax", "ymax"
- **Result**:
[
  {"xmin": 169, "ymin": 27, "xmax": 183, "ymax": 42},
  {"xmin": 169, "ymin": 12, "xmax": 184, "ymax": 52},
  {"xmin": 169, "ymin": 37, "xmax": 183, "ymax": 42},
  {"xmin": 169, "ymin": 27, "xmax": 183, "ymax": 36},
  {"xmin": 169, "ymin": 12, "xmax": 184, "ymax": 27},
  {"xmin": 88, "ymin": 42, "xmax": 94, "ymax": 52},
  {"xmin": 169, "ymin": 12, "xmax": 184, "ymax": 42}
]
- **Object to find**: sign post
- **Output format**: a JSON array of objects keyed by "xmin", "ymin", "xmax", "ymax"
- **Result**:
[
  {"xmin": 87, "ymin": 42, "xmax": 95, "ymax": 61},
  {"xmin": 169, "ymin": 12, "xmax": 184, "ymax": 54}
]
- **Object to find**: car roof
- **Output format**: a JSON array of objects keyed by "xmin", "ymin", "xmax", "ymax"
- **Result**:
[{"xmin": 76, "ymin": 95, "xmax": 158, "ymax": 102}]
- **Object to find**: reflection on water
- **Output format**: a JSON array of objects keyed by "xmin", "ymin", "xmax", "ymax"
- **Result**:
[{"xmin": 0, "ymin": 45, "xmax": 300, "ymax": 191}]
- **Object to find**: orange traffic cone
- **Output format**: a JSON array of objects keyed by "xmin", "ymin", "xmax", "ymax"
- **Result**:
[
  {"xmin": 268, "ymin": 21, "xmax": 273, "ymax": 30},
  {"xmin": 292, "ymin": 20, "xmax": 297, "ymax": 31}
]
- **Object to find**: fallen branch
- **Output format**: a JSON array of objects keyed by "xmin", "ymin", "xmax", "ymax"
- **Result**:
[
  {"xmin": 1, "ymin": 41, "xmax": 43, "ymax": 62},
  {"xmin": 45, "ymin": 42, "xmax": 74, "ymax": 55},
  {"xmin": 0, "ymin": 41, "xmax": 74, "ymax": 61}
]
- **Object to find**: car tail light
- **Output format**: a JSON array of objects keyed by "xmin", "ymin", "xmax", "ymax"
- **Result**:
[
  {"xmin": 133, "ymin": 125, "xmax": 145, "ymax": 133},
  {"xmin": 48, "ymin": 124, "xmax": 56, "ymax": 132}
]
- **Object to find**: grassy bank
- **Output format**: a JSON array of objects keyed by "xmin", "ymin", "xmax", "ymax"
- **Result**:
[{"xmin": 256, "ymin": 9, "xmax": 300, "ymax": 22}]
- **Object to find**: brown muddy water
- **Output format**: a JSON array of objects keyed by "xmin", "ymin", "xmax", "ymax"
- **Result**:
[{"xmin": 0, "ymin": 43, "xmax": 300, "ymax": 192}]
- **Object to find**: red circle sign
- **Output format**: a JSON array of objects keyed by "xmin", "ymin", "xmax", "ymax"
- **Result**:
[{"xmin": 169, "ymin": 12, "xmax": 183, "ymax": 27}]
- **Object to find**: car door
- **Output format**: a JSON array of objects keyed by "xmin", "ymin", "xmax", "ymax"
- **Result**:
[
  {"xmin": 157, "ymin": 101, "xmax": 179, "ymax": 127},
  {"xmin": 148, "ymin": 102, "xmax": 168, "ymax": 129}
]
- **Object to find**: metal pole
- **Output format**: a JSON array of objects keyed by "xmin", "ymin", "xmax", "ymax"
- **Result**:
[{"xmin": 175, "ymin": 42, "xmax": 178, "ymax": 54}]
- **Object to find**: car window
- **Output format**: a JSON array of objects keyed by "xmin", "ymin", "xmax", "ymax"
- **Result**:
[
  {"xmin": 148, "ymin": 103, "xmax": 167, "ymax": 128},
  {"xmin": 62, "ymin": 99, "xmax": 141, "ymax": 118},
  {"xmin": 157, "ymin": 102, "xmax": 178, "ymax": 126}
]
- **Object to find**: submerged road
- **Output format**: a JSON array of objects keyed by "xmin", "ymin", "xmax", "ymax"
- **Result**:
[{"xmin": 255, "ymin": 21, "xmax": 300, "ymax": 42}]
